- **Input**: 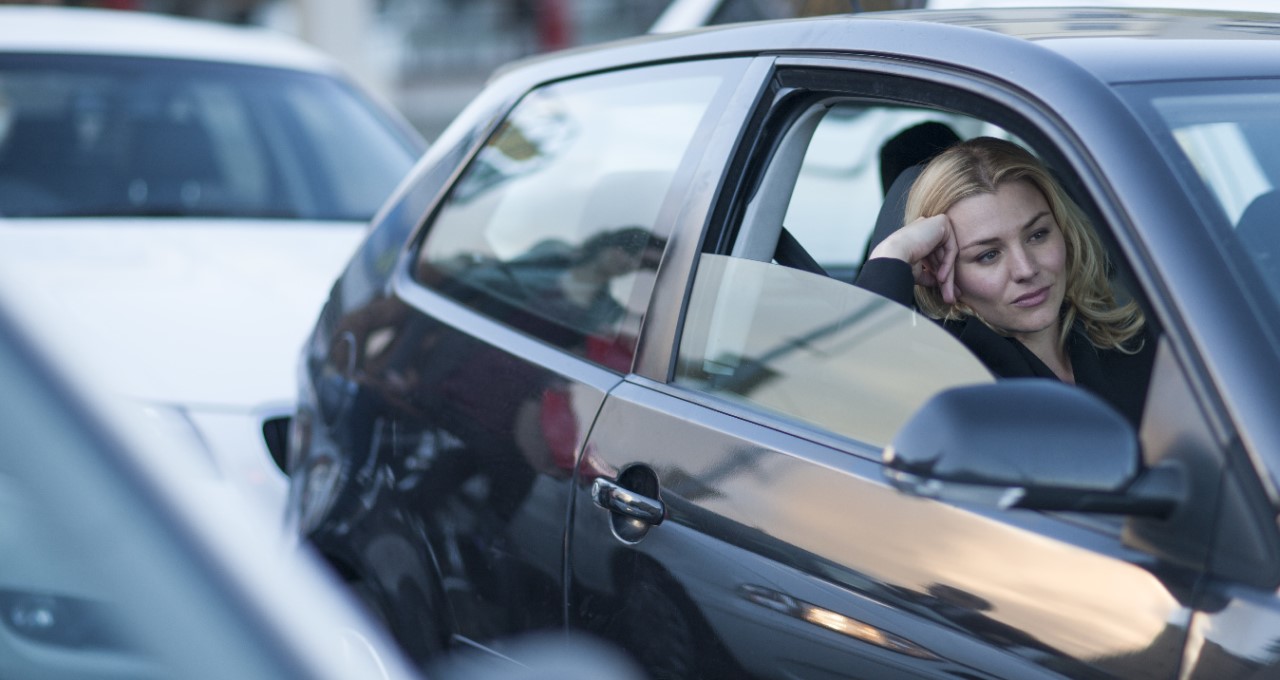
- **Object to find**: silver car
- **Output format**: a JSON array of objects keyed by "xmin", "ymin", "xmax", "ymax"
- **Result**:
[{"xmin": 0, "ymin": 6, "xmax": 427, "ymax": 515}]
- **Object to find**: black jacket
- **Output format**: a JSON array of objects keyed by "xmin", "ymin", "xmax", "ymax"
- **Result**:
[{"xmin": 856, "ymin": 258, "xmax": 1156, "ymax": 426}]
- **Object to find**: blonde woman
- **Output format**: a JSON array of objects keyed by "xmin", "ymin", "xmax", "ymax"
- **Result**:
[{"xmin": 856, "ymin": 136, "xmax": 1154, "ymax": 425}]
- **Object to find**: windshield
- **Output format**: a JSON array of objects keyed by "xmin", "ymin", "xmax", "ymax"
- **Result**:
[
  {"xmin": 1122, "ymin": 79, "xmax": 1280, "ymax": 316},
  {"xmin": 0, "ymin": 54, "xmax": 422, "ymax": 221}
]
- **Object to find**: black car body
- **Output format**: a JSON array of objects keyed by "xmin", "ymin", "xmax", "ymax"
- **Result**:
[{"xmin": 286, "ymin": 8, "xmax": 1280, "ymax": 679}]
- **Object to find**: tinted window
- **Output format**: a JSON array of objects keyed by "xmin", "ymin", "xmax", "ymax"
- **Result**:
[
  {"xmin": 0, "ymin": 55, "xmax": 420, "ymax": 220},
  {"xmin": 414, "ymin": 61, "xmax": 732, "ymax": 370},
  {"xmin": 1124, "ymin": 80, "xmax": 1280, "ymax": 322}
]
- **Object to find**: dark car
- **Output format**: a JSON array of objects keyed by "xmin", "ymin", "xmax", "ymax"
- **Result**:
[{"xmin": 285, "ymin": 7, "xmax": 1280, "ymax": 679}]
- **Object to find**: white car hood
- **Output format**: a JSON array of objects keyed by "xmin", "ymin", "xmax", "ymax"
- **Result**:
[{"xmin": 0, "ymin": 218, "xmax": 365, "ymax": 409}]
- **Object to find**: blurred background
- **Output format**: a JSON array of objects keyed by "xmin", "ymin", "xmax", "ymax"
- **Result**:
[{"xmin": 1, "ymin": 0, "xmax": 916, "ymax": 139}]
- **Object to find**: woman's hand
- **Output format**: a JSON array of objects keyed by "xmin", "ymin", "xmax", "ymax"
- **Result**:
[{"xmin": 868, "ymin": 214, "xmax": 959, "ymax": 304}]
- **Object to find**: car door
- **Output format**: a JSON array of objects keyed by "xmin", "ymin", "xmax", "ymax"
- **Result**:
[
  {"xmin": 295, "ymin": 56, "xmax": 761, "ymax": 665},
  {"xmin": 568, "ymin": 61, "xmax": 1213, "ymax": 679}
]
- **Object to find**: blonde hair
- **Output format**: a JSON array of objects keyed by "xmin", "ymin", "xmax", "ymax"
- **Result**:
[{"xmin": 906, "ymin": 137, "xmax": 1145, "ymax": 353}]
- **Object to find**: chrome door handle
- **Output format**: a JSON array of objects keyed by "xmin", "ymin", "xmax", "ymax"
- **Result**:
[{"xmin": 592, "ymin": 478, "xmax": 664, "ymax": 526}]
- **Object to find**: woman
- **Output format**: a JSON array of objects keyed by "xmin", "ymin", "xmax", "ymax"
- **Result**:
[{"xmin": 857, "ymin": 136, "xmax": 1155, "ymax": 425}]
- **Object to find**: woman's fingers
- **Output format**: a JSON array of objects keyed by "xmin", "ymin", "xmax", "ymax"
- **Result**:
[
  {"xmin": 937, "ymin": 221, "xmax": 958, "ymax": 304},
  {"xmin": 917, "ymin": 216, "xmax": 958, "ymax": 302},
  {"xmin": 870, "ymin": 215, "xmax": 963, "ymax": 302}
]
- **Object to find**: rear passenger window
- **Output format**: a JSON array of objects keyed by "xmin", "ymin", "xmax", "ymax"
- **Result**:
[{"xmin": 413, "ymin": 61, "xmax": 737, "ymax": 371}]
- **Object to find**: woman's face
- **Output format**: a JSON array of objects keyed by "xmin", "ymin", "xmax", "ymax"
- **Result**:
[{"xmin": 947, "ymin": 179, "xmax": 1068, "ymax": 345}]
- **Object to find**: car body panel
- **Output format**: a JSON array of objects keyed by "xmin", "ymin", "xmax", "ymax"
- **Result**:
[
  {"xmin": 0, "ymin": 219, "xmax": 369, "ymax": 514},
  {"xmin": 572, "ymin": 378, "xmax": 1192, "ymax": 678},
  {"xmin": 0, "ymin": 219, "xmax": 363, "ymax": 405}
]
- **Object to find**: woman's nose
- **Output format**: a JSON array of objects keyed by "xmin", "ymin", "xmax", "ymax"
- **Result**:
[{"xmin": 1010, "ymin": 246, "xmax": 1037, "ymax": 281}]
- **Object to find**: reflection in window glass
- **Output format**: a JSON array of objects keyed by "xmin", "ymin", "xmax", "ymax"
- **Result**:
[
  {"xmin": 1134, "ymin": 82, "xmax": 1280, "ymax": 317},
  {"xmin": 415, "ymin": 62, "xmax": 732, "ymax": 370},
  {"xmin": 676, "ymin": 255, "xmax": 992, "ymax": 447},
  {"xmin": 1170, "ymin": 121, "xmax": 1269, "ymax": 224}
]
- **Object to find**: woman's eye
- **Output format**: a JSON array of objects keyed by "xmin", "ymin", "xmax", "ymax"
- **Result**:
[
  {"xmin": 976, "ymin": 250, "xmax": 999, "ymax": 264},
  {"xmin": 1028, "ymin": 228, "xmax": 1049, "ymax": 243}
]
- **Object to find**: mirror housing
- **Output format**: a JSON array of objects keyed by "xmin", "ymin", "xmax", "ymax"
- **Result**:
[{"xmin": 883, "ymin": 380, "xmax": 1180, "ymax": 518}]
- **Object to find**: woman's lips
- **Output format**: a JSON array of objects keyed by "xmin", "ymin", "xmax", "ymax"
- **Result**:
[{"xmin": 1012, "ymin": 286, "xmax": 1050, "ymax": 308}]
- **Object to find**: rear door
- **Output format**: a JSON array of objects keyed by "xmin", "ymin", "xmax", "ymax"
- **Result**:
[
  {"xmin": 309, "ymin": 56, "xmax": 756, "ymax": 662},
  {"xmin": 568, "ymin": 60, "xmax": 1206, "ymax": 679}
]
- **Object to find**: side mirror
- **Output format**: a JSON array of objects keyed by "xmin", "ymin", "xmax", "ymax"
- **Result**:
[{"xmin": 883, "ymin": 380, "xmax": 1180, "ymax": 518}]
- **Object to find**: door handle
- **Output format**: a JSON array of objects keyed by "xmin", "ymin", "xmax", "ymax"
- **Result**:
[{"xmin": 592, "ymin": 478, "xmax": 664, "ymax": 526}]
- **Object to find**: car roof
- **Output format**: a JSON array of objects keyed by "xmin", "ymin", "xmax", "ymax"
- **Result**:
[
  {"xmin": 501, "ymin": 7, "xmax": 1280, "ymax": 88},
  {"xmin": 0, "ymin": 6, "xmax": 337, "ymax": 72},
  {"xmin": 894, "ymin": 7, "xmax": 1280, "ymax": 82}
]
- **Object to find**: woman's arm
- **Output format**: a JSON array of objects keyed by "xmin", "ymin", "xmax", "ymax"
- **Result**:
[{"xmin": 867, "ymin": 214, "xmax": 959, "ymax": 304}]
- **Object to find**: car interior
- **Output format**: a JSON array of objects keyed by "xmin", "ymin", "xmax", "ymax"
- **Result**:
[{"xmin": 732, "ymin": 100, "xmax": 992, "ymax": 283}]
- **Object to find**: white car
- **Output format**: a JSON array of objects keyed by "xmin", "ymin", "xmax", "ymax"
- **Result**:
[{"xmin": 0, "ymin": 6, "xmax": 426, "ymax": 517}]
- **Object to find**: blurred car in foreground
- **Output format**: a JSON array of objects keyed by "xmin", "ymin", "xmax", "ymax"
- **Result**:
[
  {"xmin": 287, "ymin": 5, "xmax": 1280, "ymax": 680},
  {"xmin": 0, "ymin": 6, "xmax": 426, "ymax": 515},
  {"xmin": 0, "ymin": 269, "xmax": 422, "ymax": 679}
]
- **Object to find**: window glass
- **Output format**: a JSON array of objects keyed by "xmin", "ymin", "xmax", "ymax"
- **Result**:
[
  {"xmin": 1125, "ymin": 80, "xmax": 1280, "ymax": 321},
  {"xmin": 676, "ymin": 255, "xmax": 993, "ymax": 446},
  {"xmin": 679, "ymin": 98, "xmax": 1011, "ymax": 446},
  {"xmin": 414, "ymin": 62, "xmax": 731, "ymax": 371}
]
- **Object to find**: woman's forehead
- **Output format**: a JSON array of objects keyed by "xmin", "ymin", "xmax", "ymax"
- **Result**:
[{"xmin": 948, "ymin": 179, "xmax": 1050, "ymax": 246}]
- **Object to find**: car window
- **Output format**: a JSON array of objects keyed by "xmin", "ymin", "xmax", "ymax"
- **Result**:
[
  {"xmin": 1122, "ymin": 79, "xmax": 1280, "ymax": 322},
  {"xmin": 675, "ymin": 99, "xmax": 1012, "ymax": 447},
  {"xmin": 413, "ymin": 60, "xmax": 736, "ymax": 371},
  {"xmin": 676, "ymin": 254, "xmax": 993, "ymax": 446},
  {"xmin": 0, "ymin": 55, "xmax": 419, "ymax": 220},
  {"xmin": 779, "ymin": 103, "xmax": 996, "ymax": 279}
]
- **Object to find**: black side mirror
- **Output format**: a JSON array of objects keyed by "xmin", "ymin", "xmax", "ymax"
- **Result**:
[{"xmin": 883, "ymin": 380, "xmax": 1180, "ymax": 518}]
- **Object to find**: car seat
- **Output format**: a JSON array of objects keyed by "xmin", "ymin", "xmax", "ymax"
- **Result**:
[
  {"xmin": 1236, "ymin": 188, "xmax": 1280, "ymax": 299},
  {"xmin": 861, "ymin": 121, "xmax": 960, "ymax": 265}
]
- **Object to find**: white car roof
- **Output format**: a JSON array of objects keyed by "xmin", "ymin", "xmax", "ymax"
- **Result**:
[{"xmin": 0, "ymin": 6, "xmax": 337, "ymax": 73}]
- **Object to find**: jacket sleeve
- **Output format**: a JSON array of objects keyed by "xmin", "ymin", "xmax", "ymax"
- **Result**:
[{"xmin": 854, "ymin": 257, "xmax": 916, "ymax": 309}]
